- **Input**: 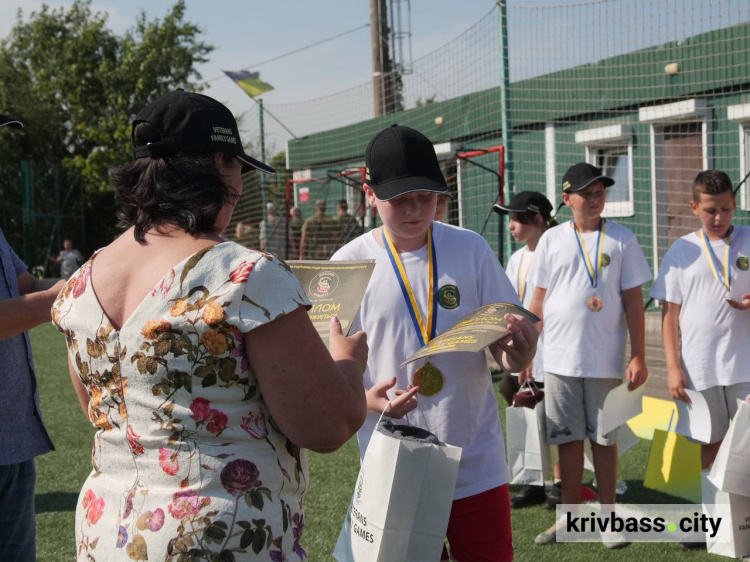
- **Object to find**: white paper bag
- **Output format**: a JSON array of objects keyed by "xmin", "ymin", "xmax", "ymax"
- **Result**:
[
  {"xmin": 506, "ymin": 402, "xmax": 550, "ymax": 486},
  {"xmin": 701, "ymin": 470, "xmax": 750, "ymax": 558},
  {"xmin": 333, "ymin": 418, "xmax": 462, "ymax": 562},
  {"xmin": 708, "ymin": 400, "xmax": 750, "ymax": 498}
]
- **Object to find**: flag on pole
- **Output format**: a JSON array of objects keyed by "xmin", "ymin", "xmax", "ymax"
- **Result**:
[{"xmin": 224, "ymin": 70, "xmax": 274, "ymax": 98}]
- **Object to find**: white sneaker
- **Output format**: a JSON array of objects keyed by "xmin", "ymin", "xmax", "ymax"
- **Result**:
[{"xmin": 600, "ymin": 531, "xmax": 629, "ymax": 549}]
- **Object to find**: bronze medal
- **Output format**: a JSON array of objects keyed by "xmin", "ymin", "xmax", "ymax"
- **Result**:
[
  {"xmin": 412, "ymin": 363, "xmax": 444, "ymax": 397},
  {"xmin": 587, "ymin": 295, "xmax": 603, "ymax": 312}
]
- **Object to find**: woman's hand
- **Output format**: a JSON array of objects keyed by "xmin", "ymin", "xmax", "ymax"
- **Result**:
[{"xmin": 329, "ymin": 316, "xmax": 368, "ymax": 375}]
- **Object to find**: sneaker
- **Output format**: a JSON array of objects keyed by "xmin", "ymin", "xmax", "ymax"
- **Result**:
[
  {"xmin": 543, "ymin": 482, "xmax": 561, "ymax": 510},
  {"xmin": 534, "ymin": 526, "xmax": 558, "ymax": 546},
  {"xmin": 601, "ymin": 531, "xmax": 630, "ymax": 549},
  {"xmin": 511, "ymin": 484, "xmax": 547, "ymax": 508},
  {"xmin": 678, "ymin": 542, "xmax": 706, "ymax": 551}
]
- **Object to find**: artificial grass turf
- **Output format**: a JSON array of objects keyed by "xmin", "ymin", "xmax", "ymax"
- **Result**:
[{"xmin": 30, "ymin": 323, "xmax": 717, "ymax": 560}]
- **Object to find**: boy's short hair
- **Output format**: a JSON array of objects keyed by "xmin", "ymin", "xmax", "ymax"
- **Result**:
[
  {"xmin": 337, "ymin": 199, "xmax": 348, "ymax": 209},
  {"xmin": 365, "ymin": 124, "xmax": 448, "ymax": 201},
  {"xmin": 693, "ymin": 169, "xmax": 734, "ymax": 201}
]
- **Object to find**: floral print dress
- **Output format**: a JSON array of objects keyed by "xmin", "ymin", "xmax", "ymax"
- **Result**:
[{"xmin": 52, "ymin": 242, "xmax": 312, "ymax": 561}]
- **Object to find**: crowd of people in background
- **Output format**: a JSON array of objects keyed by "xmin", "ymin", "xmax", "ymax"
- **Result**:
[{"xmin": 233, "ymin": 197, "xmax": 364, "ymax": 260}]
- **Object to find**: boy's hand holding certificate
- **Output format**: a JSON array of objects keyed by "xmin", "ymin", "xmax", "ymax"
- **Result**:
[{"xmin": 401, "ymin": 302, "xmax": 540, "ymax": 366}]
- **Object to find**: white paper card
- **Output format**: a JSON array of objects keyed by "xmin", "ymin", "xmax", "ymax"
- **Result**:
[
  {"xmin": 601, "ymin": 382, "xmax": 646, "ymax": 435},
  {"xmin": 673, "ymin": 389, "xmax": 712, "ymax": 443}
]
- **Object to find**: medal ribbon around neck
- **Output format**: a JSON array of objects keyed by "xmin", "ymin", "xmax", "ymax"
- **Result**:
[
  {"xmin": 517, "ymin": 249, "xmax": 533, "ymax": 302},
  {"xmin": 700, "ymin": 226, "xmax": 732, "ymax": 293},
  {"xmin": 572, "ymin": 218, "xmax": 606, "ymax": 290},
  {"xmin": 382, "ymin": 225, "xmax": 438, "ymax": 346}
]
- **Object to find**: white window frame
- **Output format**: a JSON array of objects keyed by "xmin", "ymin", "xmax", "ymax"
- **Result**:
[
  {"xmin": 434, "ymin": 142, "xmax": 463, "ymax": 227},
  {"xmin": 545, "ymin": 124, "xmax": 557, "ymax": 208},
  {"xmin": 575, "ymin": 124, "xmax": 634, "ymax": 218},
  {"xmin": 638, "ymin": 98, "xmax": 712, "ymax": 276},
  {"xmin": 727, "ymin": 102, "xmax": 750, "ymax": 211}
]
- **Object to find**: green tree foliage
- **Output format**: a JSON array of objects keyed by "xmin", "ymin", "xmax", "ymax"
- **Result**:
[{"xmin": 0, "ymin": 0, "xmax": 212, "ymax": 260}]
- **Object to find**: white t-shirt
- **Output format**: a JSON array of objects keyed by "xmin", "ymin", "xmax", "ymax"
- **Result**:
[
  {"xmin": 530, "ymin": 219, "xmax": 651, "ymax": 378},
  {"xmin": 649, "ymin": 226, "xmax": 750, "ymax": 391},
  {"xmin": 332, "ymin": 221, "xmax": 520, "ymax": 500},
  {"xmin": 58, "ymin": 249, "xmax": 83, "ymax": 278},
  {"xmin": 505, "ymin": 245, "xmax": 544, "ymax": 382}
]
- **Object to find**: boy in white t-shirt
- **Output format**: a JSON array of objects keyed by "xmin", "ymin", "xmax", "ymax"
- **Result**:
[
  {"xmin": 493, "ymin": 191, "xmax": 563, "ymax": 510},
  {"xmin": 333, "ymin": 125, "xmax": 538, "ymax": 562},
  {"xmin": 650, "ymin": 169, "xmax": 750, "ymax": 470},
  {"xmin": 529, "ymin": 163, "xmax": 651, "ymax": 548}
]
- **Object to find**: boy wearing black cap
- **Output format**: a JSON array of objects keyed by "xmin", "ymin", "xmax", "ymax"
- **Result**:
[
  {"xmin": 332, "ymin": 125, "xmax": 538, "ymax": 561},
  {"xmin": 493, "ymin": 191, "xmax": 562, "ymax": 509},
  {"xmin": 528, "ymin": 162, "xmax": 651, "ymax": 547}
]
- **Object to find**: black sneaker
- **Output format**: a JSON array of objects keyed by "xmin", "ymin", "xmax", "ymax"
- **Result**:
[
  {"xmin": 543, "ymin": 482, "xmax": 561, "ymax": 510},
  {"xmin": 511, "ymin": 484, "xmax": 547, "ymax": 508},
  {"xmin": 678, "ymin": 542, "xmax": 706, "ymax": 551}
]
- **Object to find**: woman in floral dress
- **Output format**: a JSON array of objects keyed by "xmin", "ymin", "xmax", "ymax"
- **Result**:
[{"xmin": 52, "ymin": 90, "xmax": 368, "ymax": 561}]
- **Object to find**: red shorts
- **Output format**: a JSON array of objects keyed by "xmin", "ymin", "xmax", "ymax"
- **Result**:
[{"xmin": 441, "ymin": 484, "xmax": 513, "ymax": 562}]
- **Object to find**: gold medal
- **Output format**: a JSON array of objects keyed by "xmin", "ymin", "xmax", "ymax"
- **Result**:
[
  {"xmin": 587, "ymin": 295, "xmax": 603, "ymax": 312},
  {"xmin": 412, "ymin": 363, "xmax": 444, "ymax": 397}
]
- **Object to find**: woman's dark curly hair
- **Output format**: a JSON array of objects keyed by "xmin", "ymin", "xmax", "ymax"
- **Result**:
[{"xmin": 110, "ymin": 122, "xmax": 239, "ymax": 242}]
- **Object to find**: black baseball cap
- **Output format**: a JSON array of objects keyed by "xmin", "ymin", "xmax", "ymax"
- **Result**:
[
  {"xmin": 493, "ymin": 191, "xmax": 553, "ymax": 220},
  {"xmin": 0, "ymin": 114, "xmax": 23, "ymax": 129},
  {"xmin": 132, "ymin": 90, "xmax": 275, "ymax": 175},
  {"xmin": 365, "ymin": 124, "xmax": 448, "ymax": 201},
  {"xmin": 562, "ymin": 162, "xmax": 613, "ymax": 193}
]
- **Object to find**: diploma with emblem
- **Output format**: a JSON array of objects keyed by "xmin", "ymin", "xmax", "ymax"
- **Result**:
[
  {"xmin": 287, "ymin": 260, "xmax": 375, "ymax": 348},
  {"xmin": 401, "ymin": 302, "xmax": 540, "ymax": 365}
]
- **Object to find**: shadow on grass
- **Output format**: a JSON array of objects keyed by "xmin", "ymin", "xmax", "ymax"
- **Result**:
[{"xmin": 36, "ymin": 491, "xmax": 78, "ymax": 514}]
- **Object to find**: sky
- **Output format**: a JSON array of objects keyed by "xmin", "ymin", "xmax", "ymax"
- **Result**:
[
  {"xmin": 3, "ymin": 0, "xmax": 745, "ymax": 155},
  {"xmin": 0, "ymin": 0, "xmax": 505, "ymax": 152}
]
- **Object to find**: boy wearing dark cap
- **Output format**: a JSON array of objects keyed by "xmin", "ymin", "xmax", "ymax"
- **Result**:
[
  {"xmin": 493, "ymin": 191, "xmax": 562, "ymax": 509},
  {"xmin": 333, "ymin": 125, "xmax": 539, "ymax": 561},
  {"xmin": 528, "ymin": 162, "xmax": 651, "ymax": 548}
]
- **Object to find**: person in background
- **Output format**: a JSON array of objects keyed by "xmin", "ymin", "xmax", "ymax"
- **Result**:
[
  {"xmin": 259, "ymin": 202, "xmax": 286, "ymax": 258},
  {"xmin": 49, "ymin": 238, "xmax": 83, "ymax": 279},
  {"xmin": 493, "ymin": 191, "xmax": 562, "ymax": 510},
  {"xmin": 51, "ymin": 90, "xmax": 367, "ymax": 560},
  {"xmin": 331, "ymin": 198, "xmax": 363, "ymax": 253},
  {"xmin": 234, "ymin": 220, "xmax": 260, "ymax": 250},
  {"xmin": 289, "ymin": 206, "xmax": 304, "ymax": 258},
  {"xmin": 299, "ymin": 199, "xmax": 331, "ymax": 259},
  {"xmin": 0, "ymin": 113, "xmax": 65, "ymax": 562},
  {"xmin": 434, "ymin": 193, "xmax": 451, "ymax": 222}
]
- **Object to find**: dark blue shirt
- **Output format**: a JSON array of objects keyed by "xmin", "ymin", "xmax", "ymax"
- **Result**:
[{"xmin": 0, "ymin": 228, "xmax": 54, "ymax": 465}]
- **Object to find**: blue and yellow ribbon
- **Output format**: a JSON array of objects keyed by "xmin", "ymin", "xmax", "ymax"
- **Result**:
[
  {"xmin": 382, "ymin": 226, "xmax": 438, "ymax": 346},
  {"xmin": 700, "ymin": 227, "xmax": 732, "ymax": 293},
  {"xmin": 517, "ymin": 249, "xmax": 533, "ymax": 302},
  {"xmin": 572, "ymin": 218, "xmax": 606, "ymax": 289}
]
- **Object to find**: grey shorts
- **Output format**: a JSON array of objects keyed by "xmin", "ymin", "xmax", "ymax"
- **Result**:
[
  {"xmin": 544, "ymin": 372, "xmax": 621, "ymax": 446},
  {"xmin": 691, "ymin": 382, "xmax": 750, "ymax": 445}
]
